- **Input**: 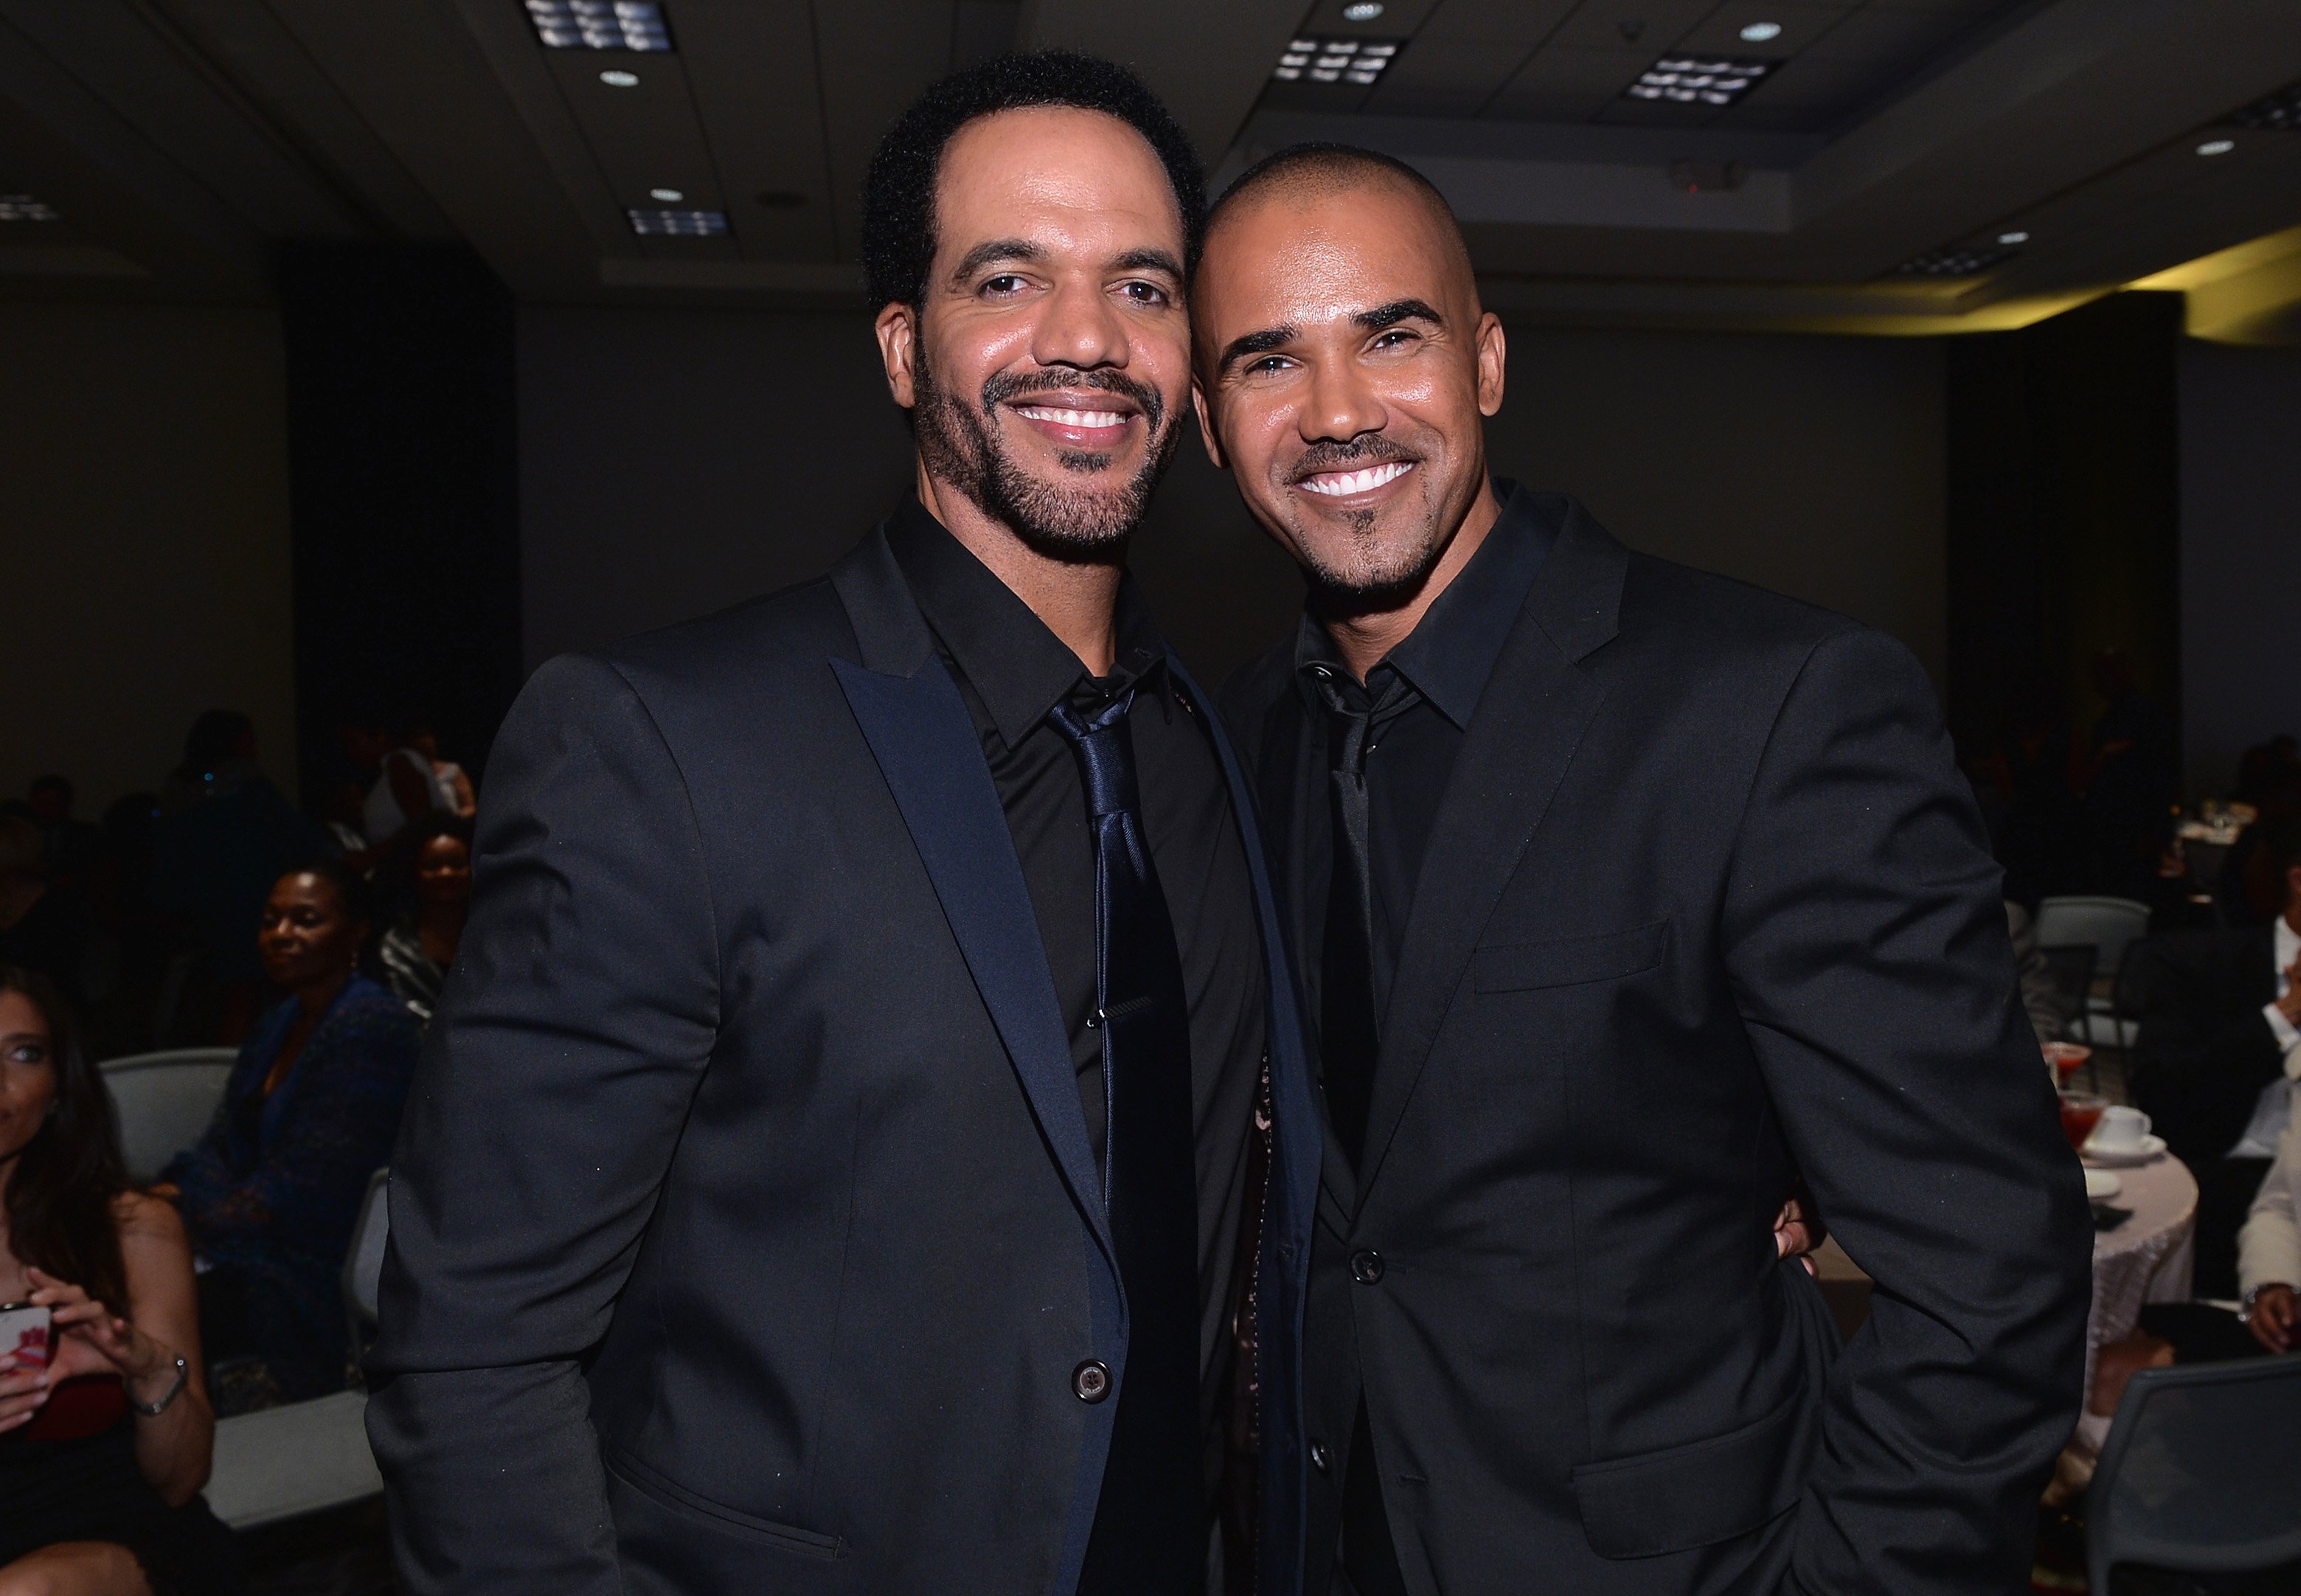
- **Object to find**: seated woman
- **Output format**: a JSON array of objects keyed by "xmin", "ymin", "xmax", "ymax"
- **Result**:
[
  {"xmin": 375, "ymin": 816, "xmax": 472, "ymax": 1026},
  {"xmin": 0, "ymin": 966, "xmax": 235, "ymax": 1595},
  {"xmin": 157, "ymin": 861, "xmax": 419, "ymax": 1409}
]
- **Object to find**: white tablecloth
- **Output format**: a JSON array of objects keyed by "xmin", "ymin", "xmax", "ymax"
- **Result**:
[{"xmin": 2063, "ymin": 1151, "xmax": 2198, "ymax": 1482}]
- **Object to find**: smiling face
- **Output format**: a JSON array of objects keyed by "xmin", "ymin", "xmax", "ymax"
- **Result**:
[
  {"xmin": 875, "ymin": 105, "xmax": 1191, "ymax": 558},
  {"xmin": 1193, "ymin": 173, "xmax": 1504, "ymax": 605},
  {"xmin": 257, "ymin": 872, "xmax": 366, "ymax": 993},
  {"xmin": 0, "ymin": 992, "xmax": 57, "ymax": 1168},
  {"xmin": 414, "ymin": 833, "xmax": 473, "ymax": 912}
]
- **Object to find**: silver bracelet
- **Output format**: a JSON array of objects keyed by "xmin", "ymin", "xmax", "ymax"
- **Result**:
[{"xmin": 129, "ymin": 1355, "xmax": 188, "ymax": 1417}]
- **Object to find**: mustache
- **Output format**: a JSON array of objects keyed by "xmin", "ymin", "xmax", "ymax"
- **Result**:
[
  {"xmin": 981, "ymin": 366, "xmax": 1164, "ymax": 429},
  {"xmin": 1285, "ymin": 433, "xmax": 1419, "ymax": 484}
]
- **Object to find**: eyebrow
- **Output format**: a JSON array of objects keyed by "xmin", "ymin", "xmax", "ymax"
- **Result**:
[
  {"xmin": 1217, "ymin": 325, "xmax": 1299, "ymax": 375},
  {"xmin": 1356, "ymin": 297, "xmax": 1446, "ymax": 330},
  {"xmin": 949, "ymin": 237, "xmax": 1047, "ymax": 283},
  {"xmin": 948, "ymin": 240, "xmax": 1185, "ymax": 286}
]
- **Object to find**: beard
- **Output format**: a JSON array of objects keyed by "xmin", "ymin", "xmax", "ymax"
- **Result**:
[
  {"xmin": 912, "ymin": 352, "xmax": 1177, "ymax": 561},
  {"xmin": 1277, "ymin": 434, "xmax": 1454, "ymax": 608}
]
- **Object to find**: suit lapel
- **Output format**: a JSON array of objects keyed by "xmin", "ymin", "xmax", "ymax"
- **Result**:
[
  {"xmin": 1354, "ymin": 507, "xmax": 1629, "ymax": 1204},
  {"xmin": 829, "ymin": 530, "xmax": 1111, "ymax": 1256}
]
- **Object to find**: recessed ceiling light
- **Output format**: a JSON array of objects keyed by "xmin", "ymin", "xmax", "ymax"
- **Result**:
[
  {"xmin": 527, "ymin": 0, "xmax": 672, "ymax": 52},
  {"xmin": 1342, "ymin": 1, "xmax": 1384, "ymax": 18},
  {"xmin": 2196, "ymin": 138, "xmax": 2235, "ymax": 156},
  {"xmin": 1739, "ymin": 21, "xmax": 1783, "ymax": 42},
  {"xmin": 628, "ymin": 207, "xmax": 726, "ymax": 236},
  {"xmin": 0, "ymin": 195, "xmax": 60, "ymax": 222},
  {"xmin": 1271, "ymin": 35, "xmax": 1403, "ymax": 86},
  {"xmin": 1997, "ymin": 230, "xmax": 2030, "ymax": 246},
  {"xmin": 600, "ymin": 69, "xmax": 640, "ymax": 87},
  {"xmin": 1624, "ymin": 55, "xmax": 1777, "ymax": 108},
  {"xmin": 649, "ymin": 187, "xmax": 684, "ymax": 201}
]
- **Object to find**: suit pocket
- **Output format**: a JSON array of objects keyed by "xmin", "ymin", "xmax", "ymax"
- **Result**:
[
  {"xmin": 605, "ymin": 1446, "xmax": 844, "ymax": 1559},
  {"xmin": 1472, "ymin": 920, "xmax": 1669, "ymax": 993},
  {"xmin": 1569, "ymin": 1392, "xmax": 1808, "ymax": 1560}
]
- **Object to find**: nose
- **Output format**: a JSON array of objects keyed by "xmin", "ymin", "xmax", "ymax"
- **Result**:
[
  {"xmin": 1030, "ymin": 277, "xmax": 1128, "ymax": 374},
  {"xmin": 1299, "ymin": 356, "xmax": 1386, "ymax": 446}
]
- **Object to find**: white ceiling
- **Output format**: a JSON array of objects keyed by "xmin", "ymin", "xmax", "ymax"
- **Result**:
[{"xmin": 2, "ymin": 0, "xmax": 2299, "ymax": 335}]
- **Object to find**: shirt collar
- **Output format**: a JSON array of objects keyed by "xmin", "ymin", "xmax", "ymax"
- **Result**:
[
  {"xmin": 886, "ymin": 497, "xmax": 1167, "ymax": 748},
  {"xmin": 2278, "ymin": 915, "xmax": 2298, "ymax": 982},
  {"xmin": 1294, "ymin": 479, "xmax": 1558, "ymax": 729}
]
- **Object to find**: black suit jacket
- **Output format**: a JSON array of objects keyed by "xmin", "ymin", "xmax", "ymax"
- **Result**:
[
  {"xmin": 2129, "ymin": 926, "xmax": 2285, "ymax": 1166},
  {"xmin": 1222, "ymin": 496, "xmax": 2091, "ymax": 1596},
  {"xmin": 366, "ymin": 527, "xmax": 1323, "ymax": 1596}
]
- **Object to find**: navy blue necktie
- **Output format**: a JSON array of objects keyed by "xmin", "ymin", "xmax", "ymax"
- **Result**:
[{"xmin": 1049, "ymin": 687, "xmax": 1203, "ymax": 1596}]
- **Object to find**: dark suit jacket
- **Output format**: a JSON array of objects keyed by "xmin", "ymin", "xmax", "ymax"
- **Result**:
[
  {"xmin": 1222, "ymin": 496, "xmax": 2092, "ymax": 1596},
  {"xmin": 2129, "ymin": 926, "xmax": 2286, "ymax": 1166},
  {"xmin": 367, "ymin": 527, "xmax": 1322, "ymax": 1596}
]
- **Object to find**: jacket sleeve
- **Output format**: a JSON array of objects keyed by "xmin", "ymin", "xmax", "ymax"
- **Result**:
[
  {"xmin": 173, "ymin": 1011, "xmax": 417, "ymax": 1266},
  {"xmin": 1718, "ymin": 627, "xmax": 2092, "ymax": 1596},
  {"xmin": 2129, "ymin": 948, "xmax": 2288, "ymax": 1165},
  {"xmin": 365, "ymin": 653, "xmax": 721, "ymax": 1595},
  {"xmin": 2239, "ymin": 1122, "xmax": 2301, "ymax": 1297}
]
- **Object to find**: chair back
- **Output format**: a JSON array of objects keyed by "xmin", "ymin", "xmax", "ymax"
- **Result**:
[
  {"xmin": 100, "ymin": 1049, "xmax": 235, "ymax": 1185},
  {"xmin": 342, "ymin": 1167, "xmax": 390, "ymax": 1361},
  {"xmin": 2087, "ymin": 1357, "xmax": 2301, "ymax": 1593},
  {"xmin": 2036, "ymin": 944, "xmax": 2097, "ymax": 1039},
  {"xmin": 2036, "ymin": 895, "xmax": 2152, "ymax": 968}
]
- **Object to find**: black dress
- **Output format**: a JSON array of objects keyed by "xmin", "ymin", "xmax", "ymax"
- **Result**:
[{"xmin": 0, "ymin": 1376, "xmax": 240, "ymax": 1592}]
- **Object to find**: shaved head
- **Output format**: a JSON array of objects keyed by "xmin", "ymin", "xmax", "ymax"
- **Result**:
[{"xmin": 1205, "ymin": 143, "xmax": 1476, "ymax": 301}]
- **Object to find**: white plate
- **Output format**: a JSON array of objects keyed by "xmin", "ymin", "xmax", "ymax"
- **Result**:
[
  {"xmin": 2082, "ymin": 1134, "xmax": 2167, "ymax": 1168},
  {"xmin": 2085, "ymin": 1169, "xmax": 2123, "ymax": 1201}
]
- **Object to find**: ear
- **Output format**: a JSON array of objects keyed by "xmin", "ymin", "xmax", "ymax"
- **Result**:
[
  {"xmin": 1191, "ymin": 379, "xmax": 1227, "ymax": 471},
  {"xmin": 1474, "ymin": 311, "xmax": 1506, "ymax": 418},
  {"xmin": 875, "ymin": 301, "xmax": 920, "ymax": 409}
]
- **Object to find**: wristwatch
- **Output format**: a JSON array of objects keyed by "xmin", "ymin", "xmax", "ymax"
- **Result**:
[{"xmin": 129, "ymin": 1355, "xmax": 189, "ymax": 1417}]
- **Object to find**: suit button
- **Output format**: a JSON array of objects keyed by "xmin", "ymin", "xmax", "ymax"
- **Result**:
[
  {"xmin": 1072, "ymin": 1360, "xmax": 1112, "ymax": 1403},
  {"xmin": 1350, "ymin": 1249, "xmax": 1385, "ymax": 1284},
  {"xmin": 1310, "ymin": 1440, "xmax": 1330, "ymax": 1474}
]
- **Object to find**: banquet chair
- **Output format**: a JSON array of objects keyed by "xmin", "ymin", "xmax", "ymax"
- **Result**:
[
  {"xmin": 2086, "ymin": 1357, "xmax": 2301, "ymax": 1595},
  {"xmin": 2037, "ymin": 895, "xmax": 2151, "ymax": 1049},
  {"xmin": 100, "ymin": 1047, "xmax": 235, "ymax": 1185},
  {"xmin": 342, "ymin": 1166, "xmax": 390, "ymax": 1371}
]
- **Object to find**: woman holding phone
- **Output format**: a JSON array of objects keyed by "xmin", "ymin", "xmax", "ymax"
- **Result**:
[{"xmin": 0, "ymin": 965, "xmax": 235, "ymax": 1594}]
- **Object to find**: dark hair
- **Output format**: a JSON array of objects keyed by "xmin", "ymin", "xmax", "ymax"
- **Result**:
[
  {"xmin": 0, "ymin": 967, "xmax": 130, "ymax": 1311},
  {"xmin": 27, "ymin": 775, "xmax": 70, "ymax": 804},
  {"xmin": 279, "ymin": 856, "xmax": 377, "ymax": 931},
  {"xmin": 860, "ymin": 50, "xmax": 1205, "ymax": 310},
  {"xmin": 178, "ymin": 709, "xmax": 254, "ymax": 781}
]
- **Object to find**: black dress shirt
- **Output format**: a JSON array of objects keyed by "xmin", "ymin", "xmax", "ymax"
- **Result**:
[
  {"xmin": 1294, "ymin": 482, "xmax": 1558, "ymax": 1020},
  {"xmin": 886, "ymin": 501, "xmax": 1268, "ymax": 1426}
]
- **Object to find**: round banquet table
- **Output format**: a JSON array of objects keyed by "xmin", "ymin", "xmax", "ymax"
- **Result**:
[{"xmin": 2059, "ymin": 1149, "xmax": 2198, "ymax": 1488}]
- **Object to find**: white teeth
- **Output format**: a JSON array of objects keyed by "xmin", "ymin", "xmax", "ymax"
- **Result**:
[
  {"xmin": 1013, "ymin": 404, "xmax": 1130, "ymax": 429},
  {"xmin": 1299, "ymin": 460, "xmax": 1412, "ymax": 496}
]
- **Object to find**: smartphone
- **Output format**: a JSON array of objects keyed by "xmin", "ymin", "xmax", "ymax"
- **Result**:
[{"xmin": 0, "ymin": 1303, "xmax": 51, "ymax": 1370}]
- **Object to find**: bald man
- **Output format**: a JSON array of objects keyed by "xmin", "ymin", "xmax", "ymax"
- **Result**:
[{"xmin": 1198, "ymin": 145, "xmax": 2092, "ymax": 1596}]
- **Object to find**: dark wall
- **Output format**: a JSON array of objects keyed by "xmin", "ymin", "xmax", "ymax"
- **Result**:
[
  {"xmin": 280, "ymin": 244, "xmax": 523, "ymax": 808},
  {"xmin": 0, "ymin": 303, "xmax": 298, "ymax": 811},
  {"xmin": 1943, "ymin": 291, "xmax": 2184, "ymax": 767},
  {"xmin": 2179, "ymin": 339, "xmax": 2301, "ymax": 795},
  {"xmin": 520, "ymin": 304, "xmax": 1950, "ymax": 689}
]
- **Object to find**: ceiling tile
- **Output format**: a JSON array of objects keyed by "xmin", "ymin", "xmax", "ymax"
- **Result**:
[
  {"xmin": 1367, "ymin": 37, "xmax": 1530, "ymax": 116},
  {"xmin": 1670, "ymin": 1, "xmax": 1854, "ymax": 57},
  {"xmin": 1802, "ymin": 3, "xmax": 1970, "ymax": 62},
  {"xmin": 1738, "ymin": 48, "xmax": 1894, "ymax": 108},
  {"xmin": 1486, "ymin": 44, "xmax": 1654, "ymax": 120},
  {"xmin": 1546, "ymin": 0, "xmax": 1718, "ymax": 55}
]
